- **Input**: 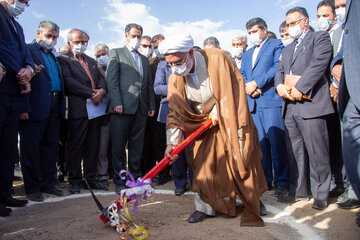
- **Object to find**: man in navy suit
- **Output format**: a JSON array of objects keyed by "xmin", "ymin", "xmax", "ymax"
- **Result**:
[
  {"xmin": 0, "ymin": 0, "xmax": 33, "ymax": 216},
  {"xmin": 240, "ymin": 18, "xmax": 289, "ymax": 196},
  {"xmin": 19, "ymin": 20, "xmax": 65, "ymax": 202}
]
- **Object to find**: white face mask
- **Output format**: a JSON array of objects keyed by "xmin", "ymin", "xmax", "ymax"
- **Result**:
[
  {"xmin": 317, "ymin": 17, "xmax": 334, "ymax": 31},
  {"xmin": 128, "ymin": 38, "xmax": 140, "ymax": 51},
  {"xmin": 248, "ymin": 31, "xmax": 263, "ymax": 46},
  {"xmin": 73, "ymin": 44, "xmax": 87, "ymax": 55},
  {"xmin": 140, "ymin": 47, "xmax": 152, "ymax": 58},
  {"xmin": 7, "ymin": 0, "xmax": 27, "ymax": 17},
  {"xmin": 231, "ymin": 47, "xmax": 244, "ymax": 58},
  {"xmin": 335, "ymin": 7, "xmax": 346, "ymax": 23},
  {"xmin": 171, "ymin": 53, "xmax": 193, "ymax": 76},
  {"xmin": 39, "ymin": 37, "xmax": 57, "ymax": 51},
  {"xmin": 154, "ymin": 48, "xmax": 164, "ymax": 59},
  {"xmin": 282, "ymin": 38, "xmax": 294, "ymax": 47},
  {"xmin": 97, "ymin": 55, "xmax": 108, "ymax": 67},
  {"xmin": 288, "ymin": 22, "xmax": 304, "ymax": 39}
]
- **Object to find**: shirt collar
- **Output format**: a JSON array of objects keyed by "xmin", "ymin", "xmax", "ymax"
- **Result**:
[{"xmin": 329, "ymin": 23, "xmax": 340, "ymax": 35}]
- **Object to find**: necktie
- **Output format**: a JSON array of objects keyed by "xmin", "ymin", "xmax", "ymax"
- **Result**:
[
  {"xmin": 77, "ymin": 55, "xmax": 96, "ymax": 90},
  {"xmin": 132, "ymin": 50, "xmax": 141, "ymax": 73}
]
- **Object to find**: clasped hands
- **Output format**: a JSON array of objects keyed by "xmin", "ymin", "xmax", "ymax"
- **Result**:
[
  {"xmin": 245, "ymin": 80, "xmax": 262, "ymax": 98},
  {"xmin": 276, "ymin": 84, "xmax": 303, "ymax": 101},
  {"xmin": 91, "ymin": 88, "xmax": 106, "ymax": 105}
]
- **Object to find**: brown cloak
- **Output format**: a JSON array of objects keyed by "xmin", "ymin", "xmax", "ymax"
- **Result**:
[{"xmin": 166, "ymin": 48, "xmax": 267, "ymax": 226}]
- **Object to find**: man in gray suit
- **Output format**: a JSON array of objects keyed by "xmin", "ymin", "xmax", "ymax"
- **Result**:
[
  {"xmin": 106, "ymin": 23, "xmax": 156, "ymax": 194},
  {"xmin": 274, "ymin": 7, "xmax": 334, "ymax": 210},
  {"xmin": 336, "ymin": 0, "xmax": 360, "ymax": 226}
]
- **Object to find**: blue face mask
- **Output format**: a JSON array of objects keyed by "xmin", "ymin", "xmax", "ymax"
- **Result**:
[{"xmin": 7, "ymin": 0, "xmax": 27, "ymax": 17}]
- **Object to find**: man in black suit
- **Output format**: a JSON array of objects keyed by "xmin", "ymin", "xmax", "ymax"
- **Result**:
[
  {"xmin": 19, "ymin": 20, "xmax": 65, "ymax": 202},
  {"xmin": 107, "ymin": 23, "xmax": 156, "ymax": 194},
  {"xmin": 58, "ymin": 29, "xmax": 107, "ymax": 194},
  {"xmin": 0, "ymin": 0, "xmax": 33, "ymax": 216},
  {"xmin": 274, "ymin": 6, "xmax": 334, "ymax": 210}
]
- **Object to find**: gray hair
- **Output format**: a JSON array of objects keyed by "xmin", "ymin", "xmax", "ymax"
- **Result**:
[
  {"xmin": 141, "ymin": 35, "xmax": 152, "ymax": 42},
  {"xmin": 125, "ymin": 23, "xmax": 143, "ymax": 35},
  {"xmin": 67, "ymin": 29, "xmax": 83, "ymax": 41},
  {"xmin": 203, "ymin": 36, "xmax": 220, "ymax": 48},
  {"xmin": 94, "ymin": 43, "xmax": 109, "ymax": 54},
  {"xmin": 38, "ymin": 20, "xmax": 59, "ymax": 33},
  {"xmin": 232, "ymin": 33, "xmax": 248, "ymax": 45}
]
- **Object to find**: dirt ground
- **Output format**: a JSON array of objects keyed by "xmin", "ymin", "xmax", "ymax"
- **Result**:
[{"xmin": 1, "ymin": 176, "xmax": 360, "ymax": 240}]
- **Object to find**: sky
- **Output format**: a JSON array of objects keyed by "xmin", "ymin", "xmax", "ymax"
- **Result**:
[{"xmin": 17, "ymin": 0, "xmax": 324, "ymax": 58}]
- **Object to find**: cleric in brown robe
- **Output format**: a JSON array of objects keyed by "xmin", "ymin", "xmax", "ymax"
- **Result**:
[{"xmin": 159, "ymin": 34, "xmax": 267, "ymax": 227}]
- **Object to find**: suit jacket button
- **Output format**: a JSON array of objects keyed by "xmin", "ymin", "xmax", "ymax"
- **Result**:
[{"xmin": 344, "ymin": 29, "xmax": 349, "ymax": 34}]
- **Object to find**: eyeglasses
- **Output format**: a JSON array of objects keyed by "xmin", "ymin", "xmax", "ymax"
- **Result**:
[
  {"xmin": 71, "ymin": 40, "xmax": 86, "ymax": 45},
  {"xmin": 168, "ymin": 55, "xmax": 187, "ymax": 67},
  {"xmin": 287, "ymin": 17, "xmax": 305, "ymax": 27},
  {"xmin": 141, "ymin": 44, "xmax": 152, "ymax": 48}
]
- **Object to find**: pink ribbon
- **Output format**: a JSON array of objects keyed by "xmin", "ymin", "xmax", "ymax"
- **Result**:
[{"xmin": 119, "ymin": 170, "xmax": 152, "ymax": 212}]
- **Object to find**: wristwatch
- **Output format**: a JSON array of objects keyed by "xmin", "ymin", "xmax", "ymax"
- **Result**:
[{"xmin": 26, "ymin": 65, "xmax": 35, "ymax": 78}]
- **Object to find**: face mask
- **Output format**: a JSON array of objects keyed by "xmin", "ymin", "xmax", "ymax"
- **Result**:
[
  {"xmin": 128, "ymin": 38, "xmax": 140, "ymax": 51},
  {"xmin": 288, "ymin": 23, "xmax": 304, "ymax": 39},
  {"xmin": 73, "ymin": 44, "xmax": 87, "ymax": 55},
  {"xmin": 140, "ymin": 47, "xmax": 152, "ymax": 58},
  {"xmin": 172, "ymin": 53, "xmax": 193, "ymax": 76},
  {"xmin": 335, "ymin": 7, "xmax": 346, "ymax": 23},
  {"xmin": 154, "ymin": 48, "xmax": 164, "ymax": 59},
  {"xmin": 282, "ymin": 38, "xmax": 294, "ymax": 47},
  {"xmin": 7, "ymin": 0, "xmax": 27, "ymax": 17},
  {"xmin": 317, "ymin": 17, "xmax": 333, "ymax": 31},
  {"xmin": 39, "ymin": 37, "xmax": 57, "ymax": 51},
  {"xmin": 231, "ymin": 47, "xmax": 244, "ymax": 58},
  {"xmin": 248, "ymin": 31, "xmax": 263, "ymax": 46},
  {"xmin": 97, "ymin": 55, "xmax": 108, "ymax": 67}
]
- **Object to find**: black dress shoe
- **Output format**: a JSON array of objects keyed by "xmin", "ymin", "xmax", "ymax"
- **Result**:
[
  {"xmin": 100, "ymin": 180, "xmax": 109, "ymax": 189},
  {"xmin": 188, "ymin": 210, "xmax": 211, "ymax": 223},
  {"xmin": 68, "ymin": 184, "xmax": 80, "ymax": 194},
  {"xmin": 0, "ymin": 196, "xmax": 28, "ymax": 207},
  {"xmin": 329, "ymin": 186, "xmax": 345, "ymax": 198},
  {"xmin": 27, "ymin": 192, "xmax": 44, "ymax": 202},
  {"xmin": 274, "ymin": 186, "xmax": 289, "ymax": 197},
  {"xmin": 115, "ymin": 185, "xmax": 126, "ymax": 194},
  {"xmin": 54, "ymin": 181, "xmax": 67, "ymax": 189},
  {"xmin": 0, "ymin": 203, "xmax": 12, "ymax": 217},
  {"xmin": 41, "ymin": 187, "xmax": 64, "ymax": 196},
  {"xmin": 84, "ymin": 181, "xmax": 108, "ymax": 190},
  {"xmin": 336, "ymin": 199, "xmax": 360, "ymax": 209},
  {"xmin": 277, "ymin": 195, "xmax": 295, "ymax": 203},
  {"xmin": 174, "ymin": 186, "xmax": 185, "ymax": 196},
  {"xmin": 312, "ymin": 199, "xmax": 328, "ymax": 210},
  {"xmin": 260, "ymin": 201, "xmax": 267, "ymax": 216}
]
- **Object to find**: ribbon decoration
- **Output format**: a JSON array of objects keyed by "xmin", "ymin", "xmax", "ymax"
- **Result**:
[{"xmin": 119, "ymin": 170, "xmax": 154, "ymax": 212}]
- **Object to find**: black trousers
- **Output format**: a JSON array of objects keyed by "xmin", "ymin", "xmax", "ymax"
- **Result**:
[
  {"xmin": 110, "ymin": 111, "xmax": 147, "ymax": 187},
  {"xmin": 0, "ymin": 94, "xmax": 21, "ymax": 200},
  {"xmin": 66, "ymin": 117, "xmax": 100, "ymax": 185},
  {"xmin": 19, "ymin": 97, "xmax": 60, "ymax": 194}
]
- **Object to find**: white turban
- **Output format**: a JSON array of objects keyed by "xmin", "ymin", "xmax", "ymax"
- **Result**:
[{"xmin": 158, "ymin": 34, "xmax": 194, "ymax": 55}]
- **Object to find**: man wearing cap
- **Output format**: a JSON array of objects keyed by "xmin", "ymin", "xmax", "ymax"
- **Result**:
[{"xmin": 159, "ymin": 34, "xmax": 267, "ymax": 226}]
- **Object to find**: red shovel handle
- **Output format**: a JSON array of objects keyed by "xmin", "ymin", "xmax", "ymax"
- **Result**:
[
  {"xmin": 100, "ymin": 118, "xmax": 212, "ymax": 223},
  {"xmin": 143, "ymin": 118, "xmax": 212, "ymax": 180}
]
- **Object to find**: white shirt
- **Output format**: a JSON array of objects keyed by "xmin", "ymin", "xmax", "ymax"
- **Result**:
[{"xmin": 252, "ymin": 37, "xmax": 268, "ymax": 68}]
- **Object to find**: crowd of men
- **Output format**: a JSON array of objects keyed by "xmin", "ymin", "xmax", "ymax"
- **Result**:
[{"xmin": 0, "ymin": 0, "xmax": 359, "ymax": 228}]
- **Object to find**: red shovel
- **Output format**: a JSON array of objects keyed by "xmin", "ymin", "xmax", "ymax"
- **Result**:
[{"xmin": 96, "ymin": 118, "xmax": 213, "ymax": 223}]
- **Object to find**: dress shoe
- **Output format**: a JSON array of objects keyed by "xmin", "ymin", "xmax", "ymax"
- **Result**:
[
  {"xmin": 54, "ymin": 181, "xmax": 67, "ymax": 189},
  {"xmin": 329, "ymin": 186, "xmax": 345, "ymax": 198},
  {"xmin": 13, "ymin": 175, "xmax": 22, "ymax": 181},
  {"xmin": 174, "ymin": 186, "xmax": 185, "ymax": 196},
  {"xmin": 277, "ymin": 195, "xmax": 295, "ymax": 203},
  {"xmin": 41, "ymin": 187, "xmax": 64, "ymax": 196},
  {"xmin": 0, "ymin": 203, "xmax": 12, "ymax": 217},
  {"xmin": 153, "ymin": 176, "xmax": 169, "ymax": 186},
  {"xmin": 274, "ymin": 186, "xmax": 289, "ymax": 197},
  {"xmin": 336, "ymin": 199, "xmax": 360, "ymax": 209},
  {"xmin": 100, "ymin": 180, "xmax": 110, "ymax": 190},
  {"xmin": 188, "ymin": 210, "xmax": 211, "ymax": 223},
  {"xmin": 27, "ymin": 192, "xmax": 44, "ymax": 202},
  {"xmin": 68, "ymin": 184, "xmax": 81, "ymax": 194},
  {"xmin": 84, "ymin": 181, "xmax": 108, "ymax": 190},
  {"xmin": 115, "ymin": 185, "xmax": 127, "ymax": 194},
  {"xmin": 312, "ymin": 199, "xmax": 328, "ymax": 210},
  {"xmin": 260, "ymin": 201, "xmax": 267, "ymax": 216},
  {"xmin": 0, "ymin": 196, "xmax": 28, "ymax": 207},
  {"xmin": 267, "ymin": 183, "xmax": 273, "ymax": 191}
]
